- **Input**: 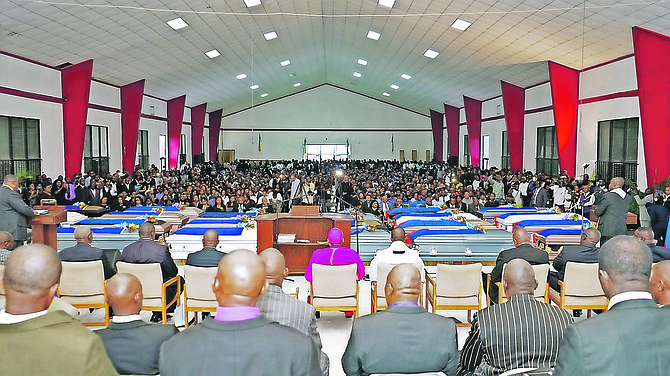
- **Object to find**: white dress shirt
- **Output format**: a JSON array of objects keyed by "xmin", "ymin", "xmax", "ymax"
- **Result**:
[{"xmin": 369, "ymin": 241, "xmax": 425, "ymax": 281}]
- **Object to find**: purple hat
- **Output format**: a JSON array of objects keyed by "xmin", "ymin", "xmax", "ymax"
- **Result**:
[{"xmin": 328, "ymin": 228, "xmax": 344, "ymax": 244}]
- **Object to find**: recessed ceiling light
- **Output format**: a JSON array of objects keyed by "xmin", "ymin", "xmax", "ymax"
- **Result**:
[
  {"xmin": 260, "ymin": 92, "xmax": 269, "ymax": 98},
  {"xmin": 293, "ymin": 82, "xmax": 302, "ymax": 87},
  {"xmin": 390, "ymin": 84, "xmax": 399, "ymax": 90},
  {"xmin": 451, "ymin": 18, "xmax": 472, "ymax": 31},
  {"xmin": 382, "ymin": 92, "xmax": 391, "ymax": 97},
  {"xmin": 166, "ymin": 17, "xmax": 188, "ymax": 30},
  {"xmin": 378, "ymin": 0, "xmax": 395, "ymax": 8},
  {"xmin": 280, "ymin": 59, "xmax": 291, "ymax": 66},
  {"xmin": 236, "ymin": 73, "xmax": 247, "ymax": 80},
  {"xmin": 263, "ymin": 31, "xmax": 278, "ymax": 40},
  {"xmin": 353, "ymin": 72, "xmax": 362, "ymax": 78},
  {"xmin": 367, "ymin": 30, "xmax": 381, "ymax": 40},
  {"xmin": 424, "ymin": 49, "xmax": 439, "ymax": 59},
  {"xmin": 205, "ymin": 49, "xmax": 221, "ymax": 58},
  {"xmin": 243, "ymin": 0, "xmax": 262, "ymax": 7},
  {"xmin": 357, "ymin": 59, "xmax": 368, "ymax": 66},
  {"xmin": 400, "ymin": 73, "xmax": 412, "ymax": 80},
  {"xmin": 250, "ymin": 84, "xmax": 260, "ymax": 90}
]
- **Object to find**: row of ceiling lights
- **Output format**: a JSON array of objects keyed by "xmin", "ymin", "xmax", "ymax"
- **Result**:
[{"xmin": 166, "ymin": 0, "xmax": 471, "ymax": 100}]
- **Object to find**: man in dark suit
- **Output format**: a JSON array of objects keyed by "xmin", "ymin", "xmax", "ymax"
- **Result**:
[
  {"xmin": 548, "ymin": 228, "xmax": 601, "ymax": 291},
  {"xmin": 487, "ymin": 227, "xmax": 549, "ymax": 304},
  {"xmin": 59, "ymin": 226, "xmax": 116, "ymax": 279},
  {"xmin": 185, "ymin": 229, "xmax": 225, "ymax": 267},
  {"xmin": 159, "ymin": 250, "xmax": 321, "ymax": 376},
  {"xmin": 647, "ymin": 200, "xmax": 668, "ymax": 244},
  {"xmin": 257, "ymin": 248, "xmax": 329, "ymax": 376},
  {"xmin": 0, "ymin": 230, "xmax": 14, "ymax": 265},
  {"xmin": 341, "ymin": 263, "xmax": 458, "ymax": 376},
  {"xmin": 457, "ymin": 259, "xmax": 573, "ymax": 376},
  {"xmin": 96, "ymin": 273, "xmax": 178, "ymax": 375},
  {"xmin": 122, "ymin": 222, "xmax": 181, "ymax": 323},
  {"xmin": 634, "ymin": 227, "xmax": 670, "ymax": 262},
  {"xmin": 0, "ymin": 174, "xmax": 36, "ymax": 249},
  {"xmin": 649, "ymin": 260, "xmax": 670, "ymax": 307},
  {"xmin": 554, "ymin": 235, "xmax": 670, "ymax": 375},
  {"xmin": 593, "ymin": 177, "xmax": 630, "ymax": 245}
]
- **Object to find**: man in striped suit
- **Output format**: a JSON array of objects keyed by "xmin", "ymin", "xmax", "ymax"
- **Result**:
[
  {"xmin": 256, "ymin": 248, "xmax": 329, "ymax": 376},
  {"xmin": 457, "ymin": 259, "xmax": 573, "ymax": 376}
]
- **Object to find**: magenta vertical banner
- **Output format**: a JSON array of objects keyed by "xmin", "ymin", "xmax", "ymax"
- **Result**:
[
  {"xmin": 548, "ymin": 61, "xmax": 579, "ymax": 177},
  {"xmin": 633, "ymin": 26, "xmax": 670, "ymax": 185},
  {"xmin": 190, "ymin": 103, "xmax": 207, "ymax": 158},
  {"xmin": 501, "ymin": 81, "xmax": 526, "ymax": 172},
  {"xmin": 429, "ymin": 109, "xmax": 444, "ymax": 162},
  {"xmin": 463, "ymin": 96, "xmax": 482, "ymax": 167},
  {"xmin": 444, "ymin": 104, "xmax": 460, "ymax": 159},
  {"xmin": 167, "ymin": 95, "xmax": 186, "ymax": 169},
  {"xmin": 208, "ymin": 109, "xmax": 223, "ymax": 162},
  {"xmin": 61, "ymin": 59, "xmax": 93, "ymax": 178},
  {"xmin": 120, "ymin": 80, "xmax": 145, "ymax": 173}
]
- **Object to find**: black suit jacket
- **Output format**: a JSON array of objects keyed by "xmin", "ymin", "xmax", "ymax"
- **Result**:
[
  {"xmin": 649, "ymin": 244, "xmax": 670, "ymax": 262},
  {"xmin": 489, "ymin": 244, "xmax": 550, "ymax": 303},
  {"xmin": 552, "ymin": 244, "xmax": 599, "ymax": 280},
  {"xmin": 341, "ymin": 305, "xmax": 458, "ymax": 376},
  {"xmin": 185, "ymin": 247, "xmax": 225, "ymax": 267},
  {"xmin": 96, "ymin": 320, "xmax": 178, "ymax": 375},
  {"xmin": 122, "ymin": 238, "xmax": 178, "ymax": 282},
  {"xmin": 59, "ymin": 243, "xmax": 116, "ymax": 279}
]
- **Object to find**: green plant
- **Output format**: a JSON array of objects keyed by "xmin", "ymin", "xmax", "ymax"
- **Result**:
[
  {"xmin": 15, "ymin": 170, "xmax": 33, "ymax": 184},
  {"xmin": 624, "ymin": 178, "xmax": 640, "ymax": 215},
  {"xmin": 653, "ymin": 175, "xmax": 670, "ymax": 192}
]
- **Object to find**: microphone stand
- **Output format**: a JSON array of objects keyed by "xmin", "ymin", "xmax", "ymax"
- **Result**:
[{"xmin": 331, "ymin": 194, "xmax": 360, "ymax": 253}]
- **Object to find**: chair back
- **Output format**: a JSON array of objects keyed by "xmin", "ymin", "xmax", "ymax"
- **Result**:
[
  {"xmin": 116, "ymin": 262, "xmax": 163, "ymax": 298},
  {"xmin": 436, "ymin": 263, "xmax": 482, "ymax": 298},
  {"xmin": 312, "ymin": 263, "xmax": 357, "ymax": 298},
  {"xmin": 0, "ymin": 265, "xmax": 5, "ymax": 296},
  {"xmin": 376, "ymin": 262, "xmax": 395, "ymax": 299},
  {"xmin": 500, "ymin": 263, "xmax": 550, "ymax": 302},
  {"xmin": 59, "ymin": 261, "xmax": 105, "ymax": 297},
  {"xmin": 563, "ymin": 262, "xmax": 606, "ymax": 297},
  {"xmin": 183, "ymin": 265, "xmax": 217, "ymax": 301}
]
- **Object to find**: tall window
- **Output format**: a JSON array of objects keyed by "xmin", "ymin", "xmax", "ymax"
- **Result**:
[
  {"xmin": 0, "ymin": 116, "xmax": 41, "ymax": 178},
  {"xmin": 501, "ymin": 131, "xmax": 510, "ymax": 170},
  {"xmin": 597, "ymin": 118, "xmax": 639, "ymax": 182},
  {"xmin": 137, "ymin": 130, "xmax": 149, "ymax": 170},
  {"xmin": 304, "ymin": 144, "xmax": 349, "ymax": 161},
  {"xmin": 158, "ymin": 134, "xmax": 167, "ymax": 170},
  {"xmin": 536, "ymin": 126, "xmax": 558, "ymax": 176},
  {"xmin": 84, "ymin": 125, "xmax": 109, "ymax": 175},
  {"xmin": 463, "ymin": 135, "xmax": 471, "ymax": 166},
  {"xmin": 179, "ymin": 134, "xmax": 187, "ymax": 165}
]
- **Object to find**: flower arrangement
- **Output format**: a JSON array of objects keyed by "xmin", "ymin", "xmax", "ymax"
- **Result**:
[
  {"xmin": 564, "ymin": 213, "xmax": 580, "ymax": 221},
  {"xmin": 512, "ymin": 202, "xmax": 522, "ymax": 208},
  {"xmin": 236, "ymin": 214, "xmax": 252, "ymax": 222},
  {"xmin": 153, "ymin": 207, "xmax": 165, "ymax": 214},
  {"xmin": 173, "ymin": 203, "xmax": 184, "ymax": 211},
  {"xmin": 237, "ymin": 220, "xmax": 256, "ymax": 230},
  {"xmin": 116, "ymin": 222, "xmax": 139, "ymax": 232},
  {"xmin": 466, "ymin": 222, "xmax": 486, "ymax": 234},
  {"xmin": 365, "ymin": 223, "xmax": 378, "ymax": 232},
  {"xmin": 146, "ymin": 215, "xmax": 157, "ymax": 223},
  {"xmin": 547, "ymin": 207, "xmax": 561, "ymax": 214},
  {"xmin": 453, "ymin": 215, "xmax": 466, "ymax": 223},
  {"xmin": 74, "ymin": 202, "xmax": 86, "ymax": 209}
]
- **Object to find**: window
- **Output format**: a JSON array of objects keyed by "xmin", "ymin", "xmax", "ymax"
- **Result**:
[
  {"xmin": 597, "ymin": 118, "xmax": 639, "ymax": 182},
  {"xmin": 304, "ymin": 144, "xmax": 349, "ymax": 161},
  {"xmin": 137, "ymin": 130, "xmax": 149, "ymax": 170},
  {"xmin": 179, "ymin": 134, "xmax": 187, "ymax": 165},
  {"xmin": 535, "ymin": 126, "xmax": 558, "ymax": 176},
  {"xmin": 158, "ymin": 134, "xmax": 167, "ymax": 170},
  {"xmin": 0, "ymin": 116, "xmax": 41, "ymax": 178},
  {"xmin": 463, "ymin": 135, "xmax": 471, "ymax": 166},
  {"xmin": 84, "ymin": 125, "xmax": 109, "ymax": 175},
  {"xmin": 501, "ymin": 131, "xmax": 510, "ymax": 170},
  {"xmin": 481, "ymin": 135, "xmax": 490, "ymax": 169}
]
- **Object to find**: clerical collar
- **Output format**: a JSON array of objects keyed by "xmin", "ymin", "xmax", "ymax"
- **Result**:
[{"xmin": 389, "ymin": 301, "xmax": 419, "ymax": 307}]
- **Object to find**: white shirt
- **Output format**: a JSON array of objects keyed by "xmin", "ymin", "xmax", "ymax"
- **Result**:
[
  {"xmin": 0, "ymin": 309, "xmax": 47, "ymax": 324},
  {"xmin": 369, "ymin": 241, "xmax": 425, "ymax": 281},
  {"xmin": 112, "ymin": 314, "xmax": 142, "ymax": 323},
  {"xmin": 607, "ymin": 291, "xmax": 653, "ymax": 310}
]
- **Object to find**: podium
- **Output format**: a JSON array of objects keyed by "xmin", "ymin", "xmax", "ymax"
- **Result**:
[
  {"xmin": 31, "ymin": 206, "xmax": 67, "ymax": 250},
  {"xmin": 256, "ymin": 206, "xmax": 352, "ymax": 273}
]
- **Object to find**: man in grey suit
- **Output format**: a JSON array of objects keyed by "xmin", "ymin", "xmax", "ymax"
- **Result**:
[
  {"xmin": 97, "ymin": 273, "xmax": 178, "ymax": 375},
  {"xmin": 59, "ymin": 226, "xmax": 116, "ymax": 279},
  {"xmin": 341, "ymin": 263, "xmax": 458, "ymax": 376},
  {"xmin": 593, "ymin": 177, "xmax": 630, "ymax": 245},
  {"xmin": 0, "ymin": 175, "xmax": 35, "ymax": 249},
  {"xmin": 185, "ymin": 229, "xmax": 225, "ymax": 267},
  {"xmin": 634, "ymin": 227, "xmax": 670, "ymax": 262},
  {"xmin": 257, "ymin": 248, "xmax": 329, "ymax": 376},
  {"xmin": 554, "ymin": 235, "xmax": 670, "ymax": 376},
  {"xmin": 159, "ymin": 250, "xmax": 321, "ymax": 376},
  {"xmin": 457, "ymin": 259, "xmax": 573, "ymax": 376},
  {"xmin": 548, "ymin": 228, "xmax": 601, "ymax": 291}
]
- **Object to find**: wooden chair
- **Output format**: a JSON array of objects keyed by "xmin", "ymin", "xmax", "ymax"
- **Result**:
[
  {"xmin": 0, "ymin": 264, "xmax": 5, "ymax": 296},
  {"xmin": 549, "ymin": 262, "xmax": 608, "ymax": 317},
  {"xmin": 371, "ymin": 262, "xmax": 395, "ymax": 313},
  {"xmin": 288, "ymin": 286, "xmax": 299, "ymax": 299},
  {"xmin": 116, "ymin": 262, "xmax": 181, "ymax": 324},
  {"xmin": 425, "ymin": 263, "xmax": 482, "ymax": 326},
  {"xmin": 491, "ymin": 263, "xmax": 550, "ymax": 305},
  {"xmin": 58, "ymin": 260, "xmax": 108, "ymax": 326},
  {"xmin": 183, "ymin": 265, "xmax": 218, "ymax": 328},
  {"xmin": 310, "ymin": 263, "xmax": 359, "ymax": 318}
]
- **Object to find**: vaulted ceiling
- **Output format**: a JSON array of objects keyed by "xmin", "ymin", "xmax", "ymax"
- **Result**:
[{"xmin": 2, "ymin": 0, "xmax": 670, "ymax": 116}]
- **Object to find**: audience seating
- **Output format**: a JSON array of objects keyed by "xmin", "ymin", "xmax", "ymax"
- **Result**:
[
  {"xmin": 183, "ymin": 265, "xmax": 217, "ymax": 328},
  {"xmin": 371, "ymin": 262, "xmax": 395, "ymax": 313},
  {"xmin": 490, "ymin": 263, "xmax": 550, "ymax": 305},
  {"xmin": 58, "ymin": 260, "xmax": 108, "ymax": 326},
  {"xmin": 549, "ymin": 262, "xmax": 608, "ymax": 317},
  {"xmin": 0, "ymin": 264, "xmax": 5, "ymax": 296},
  {"xmin": 310, "ymin": 263, "xmax": 359, "ymax": 318},
  {"xmin": 425, "ymin": 263, "xmax": 482, "ymax": 326},
  {"xmin": 116, "ymin": 261, "xmax": 181, "ymax": 324}
]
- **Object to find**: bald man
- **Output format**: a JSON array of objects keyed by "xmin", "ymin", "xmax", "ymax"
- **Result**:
[
  {"xmin": 368, "ymin": 227, "xmax": 425, "ymax": 282},
  {"xmin": 341, "ymin": 264, "xmax": 458, "ymax": 376},
  {"xmin": 0, "ymin": 244, "xmax": 117, "ymax": 376},
  {"xmin": 554, "ymin": 235, "xmax": 670, "ymax": 375},
  {"xmin": 650, "ymin": 260, "xmax": 670, "ymax": 307},
  {"xmin": 59, "ymin": 226, "xmax": 116, "ymax": 279},
  {"xmin": 0, "ymin": 174, "xmax": 36, "ymax": 249},
  {"xmin": 487, "ymin": 227, "xmax": 549, "ymax": 303},
  {"xmin": 458, "ymin": 259, "xmax": 573, "ymax": 376},
  {"xmin": 159, "ymin": 250, "xmax": 321, "ymax": 376},
  {"xmin": 185, "ymin": 229, "xmax": 226, "ymax": 267},
  {"xmin": 549, "ymin": 228, "xmax": 601, "ymax": 291},
  {"xmin": 256, "ymin": 248, "xmax": 330, "ymax": 376},
  {"xmin": 593, "ymin": 177, "xmax": 631, "ymax": 245},
  {"xmin": 634, "ymin": 227, "xmax": 670, "ymax": 262},
  {"xmin": 122, "ymin": 222, "xmax": 181, "ymax": 322},
  {"xmin": 96, "ymin": 273, "xmax": 178, "ymax": 375},
  {"xmin": 0, "ymin": 230, "xmax": 13, "ymax": 265}
]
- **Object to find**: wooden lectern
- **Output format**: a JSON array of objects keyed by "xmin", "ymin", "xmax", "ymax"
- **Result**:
[
  {"xmin": 256, "ymin": 205, "xmax": 352, "ymax": 273},
  {"xmin": 31, "ymin": 205, "xmax": 67, "ymax": 250}
]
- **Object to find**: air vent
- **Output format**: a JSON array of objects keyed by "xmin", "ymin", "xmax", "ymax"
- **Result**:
[{"xmin": 55, "ymin": 62, "xmax": 73, "ymax": 69}]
